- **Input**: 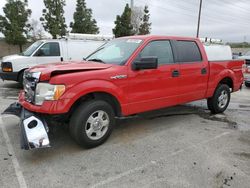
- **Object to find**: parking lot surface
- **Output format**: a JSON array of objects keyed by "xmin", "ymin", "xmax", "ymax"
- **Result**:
[{"xmin": 0, "ymin": 80, "xmax": 250, "ymax": 188}]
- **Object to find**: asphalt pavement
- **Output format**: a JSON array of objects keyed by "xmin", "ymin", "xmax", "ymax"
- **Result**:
[{"xmin": 0, "ymin": 80, "xmax": 250, "ymax": 188}]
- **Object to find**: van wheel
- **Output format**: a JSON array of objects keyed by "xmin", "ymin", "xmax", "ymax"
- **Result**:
[
  {"xmin": 69, "ymin": 100, "xmax": 115, "ymax": 148},
  {"xmin": 207, "ymin": 84, "xmax": 231, "ymax": 114},
  {"xmin": 17, "ymin": 71, "xmax": 24, "ymax": 85},
  {"xmin": 245, "ymin": 82, "xmax": 250, "ymax": 88}
]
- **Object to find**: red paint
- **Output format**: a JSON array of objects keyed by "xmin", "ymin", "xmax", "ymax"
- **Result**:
[{"xmin": 19, "ymin": 36, "xmax": 244, "ymax": 116}]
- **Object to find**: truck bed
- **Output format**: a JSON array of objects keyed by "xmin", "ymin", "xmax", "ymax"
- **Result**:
[{"xmin": 206, "ymin": 59, "xmax": 244, "ymax": 97}]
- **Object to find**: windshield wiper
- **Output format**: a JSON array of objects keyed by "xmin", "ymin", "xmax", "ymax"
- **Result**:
[{"xmin": 88, "ymin": 58, "xmax": 106, "ymax": 64}]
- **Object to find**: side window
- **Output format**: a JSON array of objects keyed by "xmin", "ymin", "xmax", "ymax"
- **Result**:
[
  {"xmin": 35, "ymin": 42, "xmax": 60, "ymax": 56},
  {"xmin": 175, "ymin": 41, "xmax": 202, "ymax": 63},
  {"xmin": 139, "ymin": 40, "xmax": 174, "ymax": 65}
]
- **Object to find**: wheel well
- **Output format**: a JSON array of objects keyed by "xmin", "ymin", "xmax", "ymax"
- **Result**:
[
  {"xmin": 18, "ymin": 69, "xmax": 26, "ymax": 75},
  {"xmin": 219, "ymin": 77, "xmax": 233, "ymax": 90},
  {"xmin": 69, "ymin": 92, "xmax": 122, "ymax": 117},
  {"xmin": 18, "ymin": 69, "xmax": 26, "ymax": 79}
]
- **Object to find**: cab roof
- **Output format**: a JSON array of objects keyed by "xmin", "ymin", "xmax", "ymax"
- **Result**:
[{"xmin": 119, "ymin": 35, "xmax": 199, "ymax": 41}]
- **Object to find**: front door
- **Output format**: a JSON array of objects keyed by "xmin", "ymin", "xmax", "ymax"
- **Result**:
[
  {"xmin": 34, "ymin": 42, "xmax": 62, "ymax": 64},
  {"xmin": 127, "ymin": 40, "xmax": 180, "ymax": 114}
]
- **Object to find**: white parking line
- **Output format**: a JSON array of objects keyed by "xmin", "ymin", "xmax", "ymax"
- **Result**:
[
  {"xmin": 6, "ymin": 97, "xmax": 18, "ymax": 100},
  {"xmin": 0, "ymin": 87, "xmax": 15, "ymax": 90},
  {"xmin": 91, "ymin": 160, "xmax": 157, "ymax": 188},
  {"xmin": 91, "ymin": 131, "xmax": 231, "ymax": 188},
  {"xmin": 0, "ymin": 116, "xmax": 27, "ymax": 188}
]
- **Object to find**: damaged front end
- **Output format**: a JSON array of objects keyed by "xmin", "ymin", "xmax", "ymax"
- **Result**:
[{"xmin": 2, "ymin": 102, "xmax": 50, "ymax": 150}]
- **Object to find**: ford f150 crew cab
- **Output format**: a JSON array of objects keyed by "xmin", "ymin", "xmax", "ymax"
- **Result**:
[{"xmin": 3, "ymin": 35, "xmax": 244, "ymax": 150}]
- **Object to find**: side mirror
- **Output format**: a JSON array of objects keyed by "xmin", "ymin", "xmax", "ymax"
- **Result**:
[{"xmin": 132, "ymin": 56, "xmax": 158, "ymax": 71}]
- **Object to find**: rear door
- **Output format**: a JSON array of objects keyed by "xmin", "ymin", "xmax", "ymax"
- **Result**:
[
  {"xmin": 173, "ymin": 40, "xmax": 209, "ymax": 103},
  {"xmin": 34, "ymin": 42, "xmax": 62, "ymax": 64},
  {"xmin": 128, "ymin": 40, "xmax": 180, "ymax": 114}
]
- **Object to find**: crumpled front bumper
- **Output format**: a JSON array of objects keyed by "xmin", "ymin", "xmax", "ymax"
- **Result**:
[{"xmin": 2, "ymin": 102, "xmax": 50, "ymax": 150}]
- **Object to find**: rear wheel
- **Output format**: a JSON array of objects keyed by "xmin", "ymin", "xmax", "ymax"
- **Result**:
[
  {"xmin": 69, "ymin": 100, "xmax": 115, "ymax": 148},
  {"xmin": 207, "ymin": 84, "xmax": 231, "ymax": 114}
]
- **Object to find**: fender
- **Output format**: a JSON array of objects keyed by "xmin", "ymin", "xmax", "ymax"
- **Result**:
[
  {"xmin": 60, "ymin": 79, "xmax": 127, "ymax": 112},
  {"xmin": 206, "ymin": 68, "xmax": 235, "ymax": 97},
  {"xmin": 11, "ymin": 57, "xmax": 37, "ymax": 72}
]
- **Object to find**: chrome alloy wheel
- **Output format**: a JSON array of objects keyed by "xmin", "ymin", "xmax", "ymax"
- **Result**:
[
  {"xmin": 217, "ymin": 90, "xmax": 228, "ymax": 109},
  {"xmin": 85, "ymin": 110, "xmax": 110, "ymax": 140}
]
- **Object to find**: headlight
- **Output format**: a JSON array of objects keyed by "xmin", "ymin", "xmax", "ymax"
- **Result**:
[
  {"xmin": 35, "ymin": 83, "xmax": 65, "ymax": 105},
  {"xmin": 1, "ymin": 62, "xmax": 13, "ymax": 72}
]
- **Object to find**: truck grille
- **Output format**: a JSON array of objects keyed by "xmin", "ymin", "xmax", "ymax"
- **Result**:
[{"xmin": 23, "ymin": 71, "xmax": 41, "ymax": 103}]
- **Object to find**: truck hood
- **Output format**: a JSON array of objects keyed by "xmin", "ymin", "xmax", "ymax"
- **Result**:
[
  {"xmin": 2, "ymin": 54, "xmax": 27, "ymax": 62},
  {"xmin": 29, "ymin": 61, "xmax": 113, "ymax": 81}
]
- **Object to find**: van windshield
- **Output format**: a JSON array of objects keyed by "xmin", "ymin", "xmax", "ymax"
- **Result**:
[
  {"xmin": 86, "ymin": 38, "xmax": 143, "ymax": 65},
  {"xmin": 22, "ymin": 41, "xmax": 44, "ymax": 56}
]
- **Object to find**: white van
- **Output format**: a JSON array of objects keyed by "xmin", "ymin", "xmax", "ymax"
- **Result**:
[{"xmin": 0, "ymin": 34, "xmax": 113, "ymax": 83}]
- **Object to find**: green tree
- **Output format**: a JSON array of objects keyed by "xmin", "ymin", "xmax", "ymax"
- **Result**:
[
  {"xmin": 139, "ymin": 6, "xmax": 151, "ymax": 35},
  {"xmin": 0, "ymin": 0, "xmax": 31, "ymax": 52},
  {"xmin": 70, "ymin": 0, "xmax": 99, "ymax": 34},
  {"xmin": 40, "ymin": 0, "xmax": 67, "ymax": 39},
  {"xmin": 113, "ymin": 4, "xmax": 133, "ymax": 38}
]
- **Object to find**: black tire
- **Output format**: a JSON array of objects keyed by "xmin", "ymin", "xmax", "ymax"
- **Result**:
[
  {"xmin": 69, "ymin": 100, "xmax": 115, "ymax": 148},
  {"xmin": 17, "ymin": 71, "xmax": 24, "ymax": 85},
  {"xmin": 245, "ymin": 82, "xmax": 250, "ymax": 88},
  {"xmin": 207, "ymin": 84, "xmax": 231, "ymax": 114}
]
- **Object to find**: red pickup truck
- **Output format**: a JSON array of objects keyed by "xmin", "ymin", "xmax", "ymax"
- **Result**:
[{"xmin": 4, "ymin": 35, "xmax": 244, "ymax": 150}]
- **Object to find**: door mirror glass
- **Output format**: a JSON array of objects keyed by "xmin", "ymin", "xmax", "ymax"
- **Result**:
[{"xmin": 132, "ymin": 56, "xmax": 158, "ymax": 70}]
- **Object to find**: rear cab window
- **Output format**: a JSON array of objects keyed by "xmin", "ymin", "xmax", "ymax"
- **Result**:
[{"xmin": 175, "ymin": 41, "xmax": 202, "ymax": 63}]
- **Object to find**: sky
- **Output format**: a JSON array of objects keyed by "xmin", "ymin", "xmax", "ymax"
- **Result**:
[{"xmin": 0, "ymin": 0, "xmax": 250, "ymax": 42}]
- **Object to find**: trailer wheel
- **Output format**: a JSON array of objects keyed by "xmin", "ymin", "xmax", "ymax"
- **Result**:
[
  {"xmin": 207, "ymin": 84, "xmax": 231, "ymax": 114},
  {"xmin": 69, "ymin": 100, "xmax": 115, "ymax": 148}
]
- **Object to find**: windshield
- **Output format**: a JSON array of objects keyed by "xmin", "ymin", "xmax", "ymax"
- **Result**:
[
  {"xmin": 86, "ymin": 38, "xmax": 143, "ymax": 65},
  {"xmin": 22, "ymin": 41, "xmax": 44, "ymax": 56}
]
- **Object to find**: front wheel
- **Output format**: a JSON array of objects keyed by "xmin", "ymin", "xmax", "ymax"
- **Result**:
[
  {"xmin": 17, "ymin": 71, "xmax": 24, "ymax": 85},
  {"xmin": 207, "ymin": 84, "xmax": 231, "ymax": 114},
  {"xmin": 69, "ymin": 100, "xmax": 115, "ymax": 148}
]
